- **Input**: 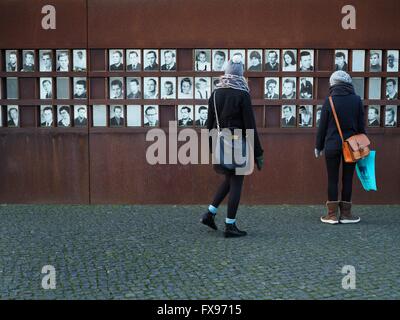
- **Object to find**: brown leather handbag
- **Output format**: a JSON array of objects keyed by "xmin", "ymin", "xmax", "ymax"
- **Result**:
[{"xmin": 329, "ymin": 96, "xmax": 370, "ymax": 163}]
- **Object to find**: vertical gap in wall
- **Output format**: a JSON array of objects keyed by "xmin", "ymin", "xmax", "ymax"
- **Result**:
[{"xmin": 86, "ymin": 0, "xmax": 91, "ymax": 205}]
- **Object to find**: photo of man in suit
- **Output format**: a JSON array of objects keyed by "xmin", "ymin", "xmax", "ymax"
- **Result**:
[
  {"xmin": 144, "ymin": 78, "xmax": 158, "ymax": 99},
  {"xmin": 110, "ymin": 105, "xmax": 125, "ymax": 127},
  {"xmin": 127, "ymin": 78, "xmax": 142, "ymax": 99},
  {"xmin": 74, "ymin": 106, "xmax": 88, "ymax": 126},
  {"xmin": 144, "ymin": 106, "xmax": 159, "ymax": 126},
  {"xmin": 368, "ymin": 106, "xmax": 380, "ymax": 127},
  {"xmin": 335, "ymin": 51, "xmax": 348, "ymax": 71},
  {"xmin": 40, "ymin": 51, "xmax": 53, "ymax": 71},
  {"xmin": 282, "ymin": 78, "xmax": 296, "ymax": 99},
  {"xmin": 281, "ymin": 105, "xmax": 296, "ymax": 127},
  {"xmin": 7, "ymin": 106, "xmax": 19, "ymax": 127},
  {"xmin": 161, "ymin": 50, "xmax": 176, "ymax": 71},
  {"xmin": 22, "ymin": 51, "xmax": 35, "ymax": 72},
  {"xmin": 110, "ymin": 79, "xmax": 124, "ymax": 99},
  {"xmin": 264, "ymin": 78, "xmax": 279, "ymax": 99},
  {"xmin": 144, "ymin": 50, "xmax": 159, "ymax": 71},
  {"xmin": 265, "ymin": 50, "xmax": 279, "ymax": 71},
  {"xmin": 57, "ymin": 51, "xmax": 70, "ymax": 71},
  {"xmin": 109, "ymin": 50, "xmax": 124, "ymax": 71},
  {"xmin": 127, "ymin": 50, "xmax": 141, "ymax": 71},
  {"xmin": 41, "ymin": 106, "xmax": 54, "ymax": 127},
  {"xmin": 387, "ymin": 52, "xmax": 399, "ymax": 72},
  {"xmin": 195, "ymin": 106, "xmax": 208, "ymax": 127},
  {"xmin": 41, "ymin": 79, "xmax": 53, "ymax": 99},
  {"xmin": 6, "ymin": 51, "xmax": 18, "ymax": 72},
  {"xmin": 385, "ymin": 106, "xmax": 397, "ymax": 127},
  {"xmin": 178, "ymin": 106, "xmax": 193, "ymax": 127},
  {"xmin": 369, "ymin": 51, "xmax": 382, "ymax": 72},
  {"xmin": 386, "ymin": 78, "xmax": 398, "ymax": 100},
  {"xmin": 57, "ymin": 106, "xmax": 71, "ymax": 127},
  {"xmin": 299, "ymin": 50, "xmax": 314, "ymax": 71},
  {"xmin": 74, "ymin": 79, "xmax": 87, "ymax": 99}
]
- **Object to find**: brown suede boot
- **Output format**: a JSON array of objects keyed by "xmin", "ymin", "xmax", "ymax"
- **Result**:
[
  {"xmin": 339, "ymin": 201, "xmax": 361, "ymax": 224},
  {"xmin": 320, "ymin": 201, "xmax": 340, "ymax": 224}
]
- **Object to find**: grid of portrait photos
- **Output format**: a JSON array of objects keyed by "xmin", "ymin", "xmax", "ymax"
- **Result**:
[{"xmin": 0, "ymin": 48, "xmax": 399, "ymax": 128}]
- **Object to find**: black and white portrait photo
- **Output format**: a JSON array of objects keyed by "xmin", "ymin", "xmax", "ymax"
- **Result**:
[
  {"xmin": 212, "ymin": 50, "xmax": 228, "ymax": 72},
  {"xmin": 384, "ymin": 105, "xmax": 397, "ymax": 127},
  {"xmin": 6, "ymin": 77, "xmax": 18, "ymax": 99},
  {"xmin": 126, "ymin": 49, "xmax": 142, "ymax": 71},
  {"xmin": 160, "ymin": 77, "xmax": 176, "ymax": 99},
  {"xmin": 73, "ymin": 78, "xmax": 87, "ymax": 99},
  {"xmin": 92, "ymin": 105, "xmax": 107, "ymax": 127},
  {"xmin": 40, "ymin": 105, "xmax": 54, "ymax": 127},
  {"xmin": 109, "ymin": 49, "xmax": 124, "ymax": 71},
  {"xmin": 127, "ymin": 77, "xmax": 142, "ymax": 99},
  {"xmin": 369, "ymin": 50, "xmax": 382, "ymax": 72},
  {"xmin": 194, "ymin": 50, "xmax": 211, "ymax": 71},
  {"xmin": 57, "ymin": 77, "xmax": 70, "ymax": 99},
  {"xmin": 247, "ymin": 50, "xmax": 263, "ymax": 71},
  {"xmin": 109, "ymin": 77, "xmax": 124, "ymax": 99},
  {"xmin": 160, "ymin": 49, "xmax": 177, "ymax": 71},
  {"xmin": 56, "ymin": 50, "xmax": 70, "ymax": 72},
  {"xmin": 21, "ymin": 50, "xmax": 35, "ymax": 72},
  {"xmin": 40, "ymin": 77, "xmax": 53, "ymax": 99},
  {"xmin": 195, "ymin": 105, "xmax": 208, "ymax": 127},
  {"xmin": 282, "ymin": 49, "xmax": 297, "ymax": 72},
  {"xmin": 143, "ymin": 77, "xmax": 159, "ymax": 99},
  {"xmin": 74, "ymin": 105, "xmax": 88, "ymax": 127},
  {"xmin": 144, "ymin": 105, "xmax": 159, "ymax": 127},
  {"xmin": 368, "ymin": 77, "xmax": 381, "ymax": 100},
  {"xmin": 386, "ymin": 78, "xmax": 398, "ymax": 100},
  {"xmin": 73, "ymin": 49, "xmax": 87, "ymax": 71},
  {"xmin": 281, "ymin": 105, "xmax": 296, "ymax": 127},
  {"xmin": 298, "ymin": 105, "xmax": 313, "ymax": 127},
  {"xmin": 110, "ymin": 105, "xmax": 125, "ymax": 127},
  {"xmin": 299, "ymin": 50, "xmax": 314, "ymax": 71},
  {"xmin": 335, "ymin": 50, "xmax": 348, "ymax": 71},
  {"xmin": 57, "ymin": 105, "xmax": 71, "ymax": 127},
  {"xmin": 352, "ymin": 50, "xmax": 365, "ymax": 72},
  {"xmin": 144, "ymin": 50, "xmax": 159, "ymax": 71},
  {"xmin": 282, "ymin": 77, "xmax": 297, "ymax": 99},
  {"xmin": 39, "ymin": 50, "xmax": 53, "ymax": 72},
  {"xmin": 6, "ymin": 50, "xmax": 18, "ymax": 72},
  {"xmin": 230, "ymin": 50, "xmax": 246, "ymax": 68},
  {"xmin": 264, "ymin": 77, "xmax": 279, "ymax": 99},
  {"xmin": 367, "ymin": 106, "xmax": 380, "ymax": 127},
  {"xmin": 7, "ymin": 105, "xmax": 19, "ymax": 127},
  {"xmin": 387, "ymin": 50, "xmax": 399, "ymax": 72},
  {"xmin": 178, "ymin": 77, "xmax": 194, "ymax": 99},
  {"xmin": 316, "ymin": 105, "xmax": 322, "ymax": 127},
  {"xmin": 177, "ymin": 105, "xmax": 194, "ymax": 127},
  {"xmin": 265, "ymin": 49, "xmax": 280, "ymax": 71},
  {"xmin": 127, "ymin": 105, "xmax": 141, "ymax": 127},
  {"xmin": 195, "ymin": 77, "xmax": 211, "ymax": 99},
  {"xmin": 299, "ymin": 77, "xmax": 313, "ymax": 99}
]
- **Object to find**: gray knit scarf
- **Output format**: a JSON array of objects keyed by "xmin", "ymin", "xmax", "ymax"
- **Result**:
[{"xmin": 214, "ymin": 74, "xmax": 250, "ymax": 93}]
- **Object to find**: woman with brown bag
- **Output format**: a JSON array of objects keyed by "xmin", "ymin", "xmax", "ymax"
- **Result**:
[{"xmin": 315, "ymin": 71, "xmax": 366, "ymax": 224}]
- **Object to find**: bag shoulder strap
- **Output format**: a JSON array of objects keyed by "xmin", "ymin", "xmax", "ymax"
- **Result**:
[
  {"xmin": 213, "ymin": 90, "xmax": 221, "ymax": 132},
  {"xmin": 328, "ymin": 96, "xmax": 345, "ymax": 143}
]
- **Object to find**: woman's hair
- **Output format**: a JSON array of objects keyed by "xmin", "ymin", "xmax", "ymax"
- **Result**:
[{"xmin": 284, "ymin": 50, "xmax": 296, "ymax": 66}]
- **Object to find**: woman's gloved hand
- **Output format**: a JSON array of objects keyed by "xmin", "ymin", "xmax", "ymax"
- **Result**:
[
  {"xmin": 255, "ymin": 155, "xmax": 264, "ymax": 171},
  {"xmin": 314, "ymin": 148, "xmax": 323, "ymax": 158}
]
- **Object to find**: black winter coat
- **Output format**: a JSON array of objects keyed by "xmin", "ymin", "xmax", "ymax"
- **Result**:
[
  {"xmin": 207, "ymin": 88, "xmax": 263, "ymax": 158},
  {"xmin": 316, "ymin": 83, "xmax": 366, "ymax": 151}
]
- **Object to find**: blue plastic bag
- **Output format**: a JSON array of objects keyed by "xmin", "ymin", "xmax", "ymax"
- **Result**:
[{"xmin": 356, "ymin": 150, "xmax": 377, "ymax": 191}]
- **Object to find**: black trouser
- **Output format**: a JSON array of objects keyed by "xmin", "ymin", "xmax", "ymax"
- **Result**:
[
  {"xmin": 325, "ymin": 149, "xmax": 356, "ymax": 202},
  {"xmin": 211, "ymin": 173, "xmax": 245, "ymax": 219}
]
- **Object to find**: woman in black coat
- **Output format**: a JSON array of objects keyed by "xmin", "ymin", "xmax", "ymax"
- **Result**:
[
  {"xmin": 200, "ymin": 56, "xmax": 264, "ymax": 238},
  {"xmin": 315, "ymin": 71, "xmax": 365, "ymax": 224}
]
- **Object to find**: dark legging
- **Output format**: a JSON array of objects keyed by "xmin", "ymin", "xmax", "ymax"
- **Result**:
[
  {"xmin": 211, "ymin": 173, "xmax": 245, "ymax": 219},
  {"xmin": 325, "ymin": 149, "xmax": 356, "ymax": 202}
]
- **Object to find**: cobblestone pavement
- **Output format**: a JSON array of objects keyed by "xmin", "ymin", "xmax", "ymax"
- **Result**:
[{"xmin": 0, "ymin": 204, "xmax": 399, "ymax": 300}]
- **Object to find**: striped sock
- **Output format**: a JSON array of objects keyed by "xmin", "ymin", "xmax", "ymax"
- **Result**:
[
  {"xmin": 226, "ymin": 218, "xmax": 236, "ymax": 224},
  {"xmin": 208, "ymin": 205, "xmax": 217, "ymax": 215}
]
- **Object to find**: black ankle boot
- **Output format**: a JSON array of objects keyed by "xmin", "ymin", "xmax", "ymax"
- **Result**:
[
  {"xmin": 200, "ymin": 211, "xmax": 218, "ymax": 230},
  {"xmin": 224, "ymin": 223, "xmax": 247, "ymax": 238}
]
